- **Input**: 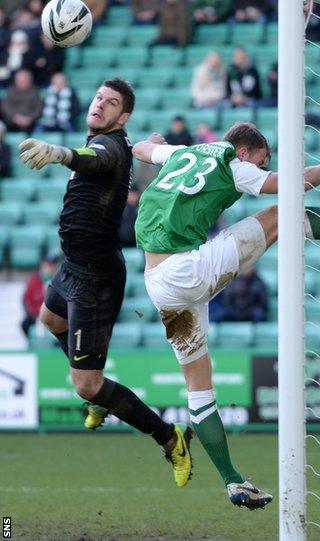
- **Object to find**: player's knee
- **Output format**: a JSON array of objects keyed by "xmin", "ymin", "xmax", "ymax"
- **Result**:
[
  {"xmin": 39, "ymin": 304, "xmax": 67, "ymax": 333},
  {"xmin": 72, "ymin": 371, "xmax": 102, "ymax": 400}
]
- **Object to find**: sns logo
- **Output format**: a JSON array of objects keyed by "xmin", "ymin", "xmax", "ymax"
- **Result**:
[{"xmin": 3, "ymin": 517, "xmax": 11, "ymax": 538}]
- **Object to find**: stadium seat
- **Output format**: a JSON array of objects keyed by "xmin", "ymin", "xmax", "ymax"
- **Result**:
[
  {"xmin": 142, "ymin": 322, "xmax": 171, "ymax": 349},
  {"xmin": 127, "ymin": 110, "xmax": 149, "ymax": 131},
  {"xmin": 305, "ymin": 242, "xmax": 320, "ymax": 267},
  {"xmin": 0, "ymin": 201, "xmax": 23, "ymax": 225},
  {"xmin": 0, "ymin": 225, "xmax": 9, "ymax": 267},
  {"xmin": 305, "ymin": 323, "xmax": 320, "ymax": 351},
  {"xmin": 263, "ymin": 128, "xmax": 277, "ymax": 152},
  {"xmin": 64, "ymin": 133, "xmax": 86, "ymax": 149},
  {"xmin": 268, "ymin": 296, "xmax": 278, "ymax": 321},
  {"xmin": 305, "ymin": 295, "xmax": 320, "ymax": 322},
  {"xmin": 218, "ymin": 322, "xmax": 255, "ymax": 348},
  {"xmin": 28, "ymin": 324, "xmax": 57, "ymax": 349},
  {"xmin": 130, "ymin": 273, "xmax": 148, "ymax": 298},
  {"xmin": 109, "ymin": 322, "xmax": 142, "ymax": 349},
  {"xmin": 258, "ymin": 268, "xmax": 278, "ymax": 296},
  {"xmin": 135, "ymin": 88, "xmax": 162, "ymax": 110},
  {"xmin": 254, "ymin": 322, "xmax": 278, "ymax": 348},
  {"xmin": 120, "ymin": 296, "xmax": 157, "ymax": 323},
  {"xmin": 106, "ymin": 6, "xmax": 132, "ymax": 26},
  {"xmin": 148, "ymin": 110, "xmax": 182, "ymax": 133},
  {"xmin": 92, "ymin": 25, "xmax": 127, "ymax": 47},
  {"xmin": 256, "ymin": 108, "xmax": 278, "ymax": 130},
  {"xmin": 82, "ymin": 47, "xmax": 117, "ymax": 68},
  {"xmin": 23, "ymin": 202, "xmax": 60, "ymax": 225},
  {"xmin": 127, "ymin": 26, "xmax": 158, "ymax": 46},
  {"xmin": 77, "ymin": 87, "xmax": 95, "ymax": 108},
  {"xmin": 208, "ymin": 323, "xmax": 219, "ymax": 346},
  {"xmin": 64, "ymin": 69, "xmax": 100, "ymax": 90},
  {"xmin": 35, "ymin": 178, "xmax": 66, "ymax": 204},
  {"xmin": 1, "ymin": 178, "xmax": 36, "ymax": 202},
  {"xmin": 123, "ymin": 247, "xmax": 144, "ymax": 272},
  {"xmin": 106, "ymin": 66, "xmax": 140, "ymax": 86},
  {"xmin": 45, "ymin": 226, "xmax": 61, "ymax": 254},
  {"xmin": 257, "ymin": 244, "xmax": 278, "ymax": 270},
  {"xmin": 115, "ymin": 47, "xmax": 148, "ymax": 68},
  {"xmin": 160, "ymin": 88, "xmax": 192, "ymax": 111},
  {"xmin": 185, "ymin": 45, "xmax": 222, "ymax": 67},
  {"xmin": 265, "ymin": 23, "xmax": 278, "ymax": 44},
  {"xmin": 305, "ymin": 268, "xmax": 317, "ymax": 295},
  {"xmin": 150, "ymin": 46, "xmax": 185, "ymax": 68},
  {"xmin": 9, "ymin": 225, "xmax": 45, "ymax": 268},
  {"xmin": 194, "ymin": 24, "xmax": 229, "ymax": 45},
  {"xmin": 230, "ymin": 22, "xmax": 266, "ymax": 46},
  {"xmin": 185, "ymin": 109, "xmax": 220, "ymax": 130},
  {"xmin": 172, "ymin": 66, "xmax": 194, "ymax": 88},
  {"xmin": 137, "ymin": 67, "xmax": 174, "ymax": 89},
  {"xmin": 219, "ymin": 107, "xmax": 255, "ymax": 130}
]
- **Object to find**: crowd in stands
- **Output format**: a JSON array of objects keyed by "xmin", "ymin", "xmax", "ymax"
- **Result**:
[{"xmin": 2, "ymin": 1, "xmax": 318, "ymax": 338}]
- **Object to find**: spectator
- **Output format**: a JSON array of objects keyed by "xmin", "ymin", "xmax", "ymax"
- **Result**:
[
  {"xmin": 193, "ymin": 0, "xmax": 234, "ymax": 25},
  {"xmin": 24, "ymin": 33, "xmax": 65, "ymax": 87},
  {"xmin": 36, "ymin": 72, "xmax": 80, "ymax": 132},
  {"xmin": 0, "ymin": 8, "xmax": 10, "ymax": 53},
  {"xmin": 10, "ymin": 4, "xmax": 41, "ymax": 43},
  {"xmin": 209, "ymin": 267, "xmax": 268, "ymax": 323},
  {"xmin": 0, "ymin": 30, "xmax": 30, "ymax": 87},
  {"xmin": 119, "ymin": 183, "xmax": 140, "ymax": 247},
  {"xmin": 132, "ymin": 0, "xmax": 160, "ymax": 24},
  {"xmin": 21, "ymin": 254, "xmax": 59, "ymax": 339},
  {"xmin": 1, "ymin": 69, "xmax": 43, "ymax": 132},
  {"xmin": 0, "ymin": 121, "xmax": 12, "ymax": 178},
  {"xmin": 151, "ymin": 0, "xmax": 192, "ymax": 46},
  {"xmin": 231, "ymin": 0, "xmax": 272, "ymax": 23},
  {"xmin": 194, "ymin": 122, "xmax": 218, "ymax": 144},
  {"xmin": 226, "ymin": 47, "xmax": 262, "ymax": 107},
  {"xmin": 265, "ymin": 62, "xmax": 278, "ymax": 107},
  {"xmin": 86, "ymin": 0, "xmax": 109, "ymax": 25},
  {"xmin": 306, "ymin": 2, "xmax": 320, "ymax": 42},
  {"xmin": 165, "ymin": 115, "xmax": 193, "ymax": 146},
  {"xmin": 191, "ymin": 52, "xmax": 226, "ymax": 108}
]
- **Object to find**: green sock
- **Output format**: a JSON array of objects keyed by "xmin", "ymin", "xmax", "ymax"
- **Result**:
[
  {"xmin": 189, "ymin": 400, "xmax": 244, "ymax": 487},
  {"xmin": 306, "ymin": 207, "xmax": 320, "ymax": 239}
]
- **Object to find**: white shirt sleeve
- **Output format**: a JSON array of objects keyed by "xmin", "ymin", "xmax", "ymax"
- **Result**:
[
  {"xmin": 230, "ymin": 158, "xmax": 272, "ymax": 197},
  {"xmin": 151, "ymin": 144, "xmax": 186, "ymax": 165}
]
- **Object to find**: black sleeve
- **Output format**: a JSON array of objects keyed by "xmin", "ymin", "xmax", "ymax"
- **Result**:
[{"xmin": 67, "ymin": 134, "xmax": 125, "ymax": 174}]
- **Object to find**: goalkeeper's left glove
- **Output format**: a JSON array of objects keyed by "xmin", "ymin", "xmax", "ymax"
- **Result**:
[{"xmin": 19, "ymin": 138, "xmax": 73, "ymax": 170}]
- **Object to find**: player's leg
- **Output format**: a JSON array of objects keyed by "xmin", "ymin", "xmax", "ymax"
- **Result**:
[
  {"xmin": 40, "ymin": 283, "xmax": 68, "ymax": 356},
  {"xmin": 305, "ymin": 206, "xmax": 320, "ymax": 239},
  {"xmin": 164, "ymin": 305, "xmax": 272, "ymax": 509},
  {"xmin": 66, "ymin": 265, "xmax": 191, "ymax": 485}
]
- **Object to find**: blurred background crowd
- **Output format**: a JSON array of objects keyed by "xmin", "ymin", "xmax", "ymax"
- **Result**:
[{"xmin": 0, "ymin": 0, "xmax": 319, "ymax": 347}]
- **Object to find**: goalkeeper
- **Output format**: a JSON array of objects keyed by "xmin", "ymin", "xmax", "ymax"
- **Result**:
[
  {"xmin": 131, "ymin": 122, "xmax": 320, "ymax": 510},
  {"xmin": 19, "ymin": 78, "xmax": 193, "ymax": 489}
]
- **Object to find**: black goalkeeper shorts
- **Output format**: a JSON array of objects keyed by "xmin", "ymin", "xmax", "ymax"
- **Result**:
[{"xmin": 45, "ymin": 253, "xmax": 126, "ymax": 370}]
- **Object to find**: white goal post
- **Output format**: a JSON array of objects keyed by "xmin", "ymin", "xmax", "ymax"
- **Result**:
[{"xmin": 278, "ymin": 1, "xmax": 306, "ymax": 540}]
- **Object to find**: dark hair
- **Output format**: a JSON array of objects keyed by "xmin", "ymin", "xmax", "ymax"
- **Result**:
[
  {"xmin": 223, "ymin": 122, "xmax": 271, "ymax": 158},
  {"xmin": 103, "ymin": 78, "xmax": 135, "ymax": 114}
]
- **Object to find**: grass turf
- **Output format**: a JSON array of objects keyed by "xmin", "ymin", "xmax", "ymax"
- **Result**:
[{"xmin": 0, "ymin": 433, "xmax": 319, "ymax": 541}]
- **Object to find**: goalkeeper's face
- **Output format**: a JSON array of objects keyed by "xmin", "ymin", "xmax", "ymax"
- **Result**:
[{"xmin": 87, "ymin": 86, "xmax": 130, "ymax": 134}]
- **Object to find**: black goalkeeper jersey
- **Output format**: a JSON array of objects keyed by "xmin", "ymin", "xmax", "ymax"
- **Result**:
[{"xmin": 59, "ymin": 128, "xmax": 132, "ymax": 269}]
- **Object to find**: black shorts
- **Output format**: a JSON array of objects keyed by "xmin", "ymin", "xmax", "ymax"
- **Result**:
[{"xmin": 45, "ymin": 253, "xmax": 126, "ymax": 370}]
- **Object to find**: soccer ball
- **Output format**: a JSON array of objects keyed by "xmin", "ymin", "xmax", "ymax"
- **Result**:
[{"xmin": 41, "ymin": 0, "xmax": 92, "ymax": 48}]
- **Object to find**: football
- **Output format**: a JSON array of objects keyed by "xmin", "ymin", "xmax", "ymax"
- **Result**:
[{"xmin": 41, "ymin": 0, "xmax": 92, "ymax": 48}]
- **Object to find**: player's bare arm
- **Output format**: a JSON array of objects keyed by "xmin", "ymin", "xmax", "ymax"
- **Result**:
[{"xmin": 260, "ymin": 165, "xmax": 320, "ymax": 194}]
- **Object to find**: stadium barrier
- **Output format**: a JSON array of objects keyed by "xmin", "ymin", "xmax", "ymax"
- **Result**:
[{"xmin": 0, "ymin": 348, "xmax": 319, "ymax": 433}]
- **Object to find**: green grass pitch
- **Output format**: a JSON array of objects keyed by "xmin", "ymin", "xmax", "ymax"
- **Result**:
[{"xmin": 1, "ymin": 433, "xmax": 319, "ymax": 541}]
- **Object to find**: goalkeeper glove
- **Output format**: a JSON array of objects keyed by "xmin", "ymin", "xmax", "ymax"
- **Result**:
[{"xmin": 19, "ymin": 138, "xmax": 73, "ymax": 170}]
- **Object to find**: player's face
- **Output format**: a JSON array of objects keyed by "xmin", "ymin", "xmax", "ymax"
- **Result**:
[
  {"xmin": 87, "ymin": 86, "xmax": 130, "ymax": 134},
  {"xmin": 238, "ymin": 147, "xmax": 269, "ymax": 168}
]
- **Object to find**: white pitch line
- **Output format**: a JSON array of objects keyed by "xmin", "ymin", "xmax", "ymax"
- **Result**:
[{"xmin": 0, "ymin": 486, "xmax": 226, "ymax": 494}]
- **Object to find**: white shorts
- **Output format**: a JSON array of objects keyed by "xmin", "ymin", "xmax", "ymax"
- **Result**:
[{"xmin": 144, "ymin": 216, "xmax": 266, "ymax": 365}]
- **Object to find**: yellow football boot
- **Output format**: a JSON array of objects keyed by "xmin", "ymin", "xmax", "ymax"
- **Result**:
[
  {"xmin": 165, "ymin": 423, "xmax": 193, "ymax": 487},
  {"xmin": 84, "ymin": 404, "xmax": 108, "ymax": 430}
]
